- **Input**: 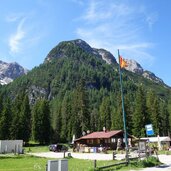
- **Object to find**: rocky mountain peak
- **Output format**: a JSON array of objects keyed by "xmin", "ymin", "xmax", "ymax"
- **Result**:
[
  {"xmin": 45, "ymin": 39, "xmax": 117, "ymax": 65},
  {"xmin": 125, "ymin": 59, "xmax": 143, "ymax": 74},
  {"xmin": 123, "ymin": 59, "xmax": 164, "ymax": 85},
  {"xmin": 71, "ymin": 39, "xmax": 93, "ymax": 53},
  {"xmin": 142, "ymin": 71, "xmax": 164, "ymax": 84},
  {"xmin": 0, "ymin": 60, "xmax": 28, "ymax": 85},
  {"xmin": 72, "ymin": 39, "xmax": 117, "ymax": 64},
  {"xmin": 45, "ymin": 39, "xmax": 165, "ymax": 86}
]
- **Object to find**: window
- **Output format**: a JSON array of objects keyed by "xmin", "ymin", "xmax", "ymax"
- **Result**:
[
  {"xmin": 87, "ymin": 139, "xmax": 93, "ymax": 144},
  {"xmin": 111, "ymin": 138, "xmax": 115, "ymax": 143}
]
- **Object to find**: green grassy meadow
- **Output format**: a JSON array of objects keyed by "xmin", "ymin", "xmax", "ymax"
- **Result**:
[
  {"xmin": 0, "ymin": 154, "xmax": 161, "ymax": 171},
  {"xmin": 24, "ymin": 145, "xmax": 49, "ymax": 153},
  {"xmin": 0, "ymin": 155, "xmax": 120, "ymax": 171},
  {"xmin": 0, "ymin": 144, "xmax": 163, "ymax": 171},
  {"xmin": 0, "ymin": 155, "xmax": 47, "ymax": 171}
]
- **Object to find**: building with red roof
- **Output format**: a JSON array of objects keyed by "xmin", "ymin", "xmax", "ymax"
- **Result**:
[{"xmin": 74, "ymin": 130, "xmax": 131, "ymax": 152}]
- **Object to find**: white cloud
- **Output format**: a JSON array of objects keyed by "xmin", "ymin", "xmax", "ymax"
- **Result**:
[
  {"xmin": 82, "ymin": 1, "xmax": 135, "ymax": 22},
  {"xmin": 146, "ymin": 12, "xmax": 158, "ymax": 30},
  {"xmin": 75, "ymin": 0, "xmax": 157, "ymax": 67},
  {"xmin": 9, "ymin": 18, "xmax": 26, "ymax": 54}
]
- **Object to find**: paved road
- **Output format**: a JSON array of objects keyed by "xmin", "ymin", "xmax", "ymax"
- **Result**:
[{"xmin": 29, "ymin": 152, "xmax": 171, "ymax": 170}]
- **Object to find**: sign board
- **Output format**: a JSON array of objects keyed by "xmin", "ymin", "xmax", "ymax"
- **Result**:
[
  {"xmin": 139, "ymin": 141, "xmax": 146, "ymax": 151},
  {"xmin": 145, "ymin": 124, "xmax": 154, "ymax": 136}
]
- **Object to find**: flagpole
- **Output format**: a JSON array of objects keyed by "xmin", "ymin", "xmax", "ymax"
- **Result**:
[{"xmin": 118, "ymin": 49, "xmax": 129, "ymax": 163}]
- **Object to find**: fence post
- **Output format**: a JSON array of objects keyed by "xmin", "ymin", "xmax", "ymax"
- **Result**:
[
  {"xmin": 113, "ymin": 151, "xmax": 116, "ymax": 160},
  {"xmin": 63, "ymin": 151, "xmax": 65, "ymax": 158},
  {"xmin": 94, "ymin": 160, "xmax": 96, "ymax": 169}
]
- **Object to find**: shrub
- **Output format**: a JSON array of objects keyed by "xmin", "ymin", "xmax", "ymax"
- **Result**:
[{"xmin": 138, "ymin": 156, "xmax": 160, "ymax": 167}]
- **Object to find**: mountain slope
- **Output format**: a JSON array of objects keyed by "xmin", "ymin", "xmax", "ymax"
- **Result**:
[
  {"xmin": 0, "ymin": 60, "xmax": 28, "ymax": 85},
  {"xmin": 125, "ymin": 59, "xmax": 164, "ymax": 85},
  {"xmin": 45, "ymin": 39, "xmax": 167, "ymax": 87},
  {"xmin": 0, "ymin": 39, "xmax": 171, "ymax": 142},
  {"xmin": 1, "ymin": 39, "xmax": 170, "ymax": 100},
  {"xmin": 45, "ymin": 39, "xmax": 117, "ymax": 65}
]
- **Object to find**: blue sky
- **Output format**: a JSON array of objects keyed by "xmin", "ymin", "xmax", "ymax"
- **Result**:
[{"xmin": 0, "ymin": 0, "xmax": 171, "ymax": 86}]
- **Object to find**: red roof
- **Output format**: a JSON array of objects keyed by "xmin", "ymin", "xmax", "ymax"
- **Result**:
[{"xmin": 75, "ymin": 130, "xmax": 123, "ymax": 141}]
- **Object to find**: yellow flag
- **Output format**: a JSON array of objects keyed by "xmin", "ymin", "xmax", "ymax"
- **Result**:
[{"xmin": 119, "ymin": 56, "xmax": 128, "ymax": 68}]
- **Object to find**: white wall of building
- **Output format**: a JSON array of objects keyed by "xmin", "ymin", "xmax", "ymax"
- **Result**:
[{"xmin": 0, "ymin": 140, "xmax": 23, "ymax": 154}]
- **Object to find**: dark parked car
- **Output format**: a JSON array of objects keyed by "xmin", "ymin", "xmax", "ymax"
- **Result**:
[{"xmin": 49, "ymin": 144, "xmax": 68, "ymax": 152}]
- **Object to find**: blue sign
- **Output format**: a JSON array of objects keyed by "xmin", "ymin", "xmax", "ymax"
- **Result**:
[{"xmin": 145, "ymin": 124, "xmax": 154, "ymax": 136}]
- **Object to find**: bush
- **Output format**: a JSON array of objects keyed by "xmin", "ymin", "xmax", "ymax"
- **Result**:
[{"xmin": 138, "ymin": 156, "xmax": 160, "ymax": 167}]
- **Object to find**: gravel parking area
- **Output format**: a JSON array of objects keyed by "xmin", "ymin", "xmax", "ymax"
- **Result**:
[{"xmin": 28, "ymin": 151, "xmax": 120, "ymax": 160}]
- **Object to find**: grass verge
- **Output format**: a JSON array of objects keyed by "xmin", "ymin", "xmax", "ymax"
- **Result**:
[{"xmin": 0, "ymin": 154, "xmax": 161, "ymax": 171}]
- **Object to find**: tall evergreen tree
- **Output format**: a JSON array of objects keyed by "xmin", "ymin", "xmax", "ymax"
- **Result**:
[
  {"xmin": 132, "ymin": 86, "xmax": 148, "ymax": 137},
  {"xmin": 99, "ymin": 96, "xmax": 111, "ymax": 130},
  {"xmin": 10, "ymin": 93, "xmax": 31, "ymax": 142},
  {"xmin": 0, "ymin": 93, "xmax": 3, "ymax": 115},
  {"xmin": 159, "ymin": 101, "xmax": 169, "ymax": 136},
  {"xmin": 31, "ymin": 99, "xmax": 51, "ymax": 144},
  {"xmin": 111, "ymin": 95, "xmax": 123, "ymax": 130},
  {"xmin": 0, "ymin": 99, "xmax": 12, "ymax": 139},
  {"xmin": 70, "ymin": 89, "xmax": 81, "ymax": 138},
  {"xmin": 168, "ymin": 98, "xmax": 171, "ymax": 136},
  {"xmin": 75, "ymin": 79, "xmax": 90, "ymax": 136},
  {"xmin": 60, "ymin": 91, "xmax": 71, "ymax": 142},
  {"xmin": 51, "ymin": 98, "xmax": 62, "ymax": 143},
  {"xmin": 20, "ymin": 95, "xmax": 31, "ymax": 142},
  {"xmin": 124, "ymin": 94, "xmax": 134, "ymax": 135},
  {"xmin": 90, "ymin": 108, "xmax": 99, "ymax": 132},
  {"xmin": 146, "ymin": 90, "xmax": 160, "ymax": 136}
]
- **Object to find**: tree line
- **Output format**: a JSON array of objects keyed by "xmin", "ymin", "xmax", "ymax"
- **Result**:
[
  {"xmin": 0, "ymin": 80, "xmax": 171, "ymax": 144},
  {"xmin": 0, "ymin": 41, "xmax": 171, "ymax": 144}
]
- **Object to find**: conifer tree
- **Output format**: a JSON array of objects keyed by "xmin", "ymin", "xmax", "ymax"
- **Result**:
[
  {"xmin": 159, "ymin": 101, "xmax": 169, "ymax": 136},
  {"xmin": 132, "ymin": 86, "xmax": 148, "ymax": 137},
  {"xmin": 99, "ymin": 96, "xmax": 111, "ymax": 130},
  {"xmin": 111, "ymin": 95, "xmax": 123, "ymax": 130},
  {"xmin": 60, "ymin": 91, "xmax": 71, "ymax": 142},
  {"xmin": 9, "ymin": 93, "xmax": 31, "ymax": 142},
  {"xmin": 124, "ymin": 94, "xmax": 134, "ymax": 135},
  {"xmin": 90, "ymin": 108, "xmax": 99, "ymax": 131},
  {"xmin": 31, "ymin": 99, "xmax": 51, "ymax": 144},
  {"xmin": 146, "ymin": 90, "xmax": 160, "ymax": 136},
  {"xmin": 0, "ymin": 99, "xmax": 12, "ymax": 139},
  {"xmin": 20, "ymin": 95, "xmax": 31, "ymax": 142},
  {"xmin": 70, "ymin": 89, "xmax": 81, "ymax": 138},
  {"xmin": 51, "ymin": 98, "xmax": 62, "ymax": 143},
  {"xmin": 168, "ymin": 98, "xmax": 171, "ymax": 135},
  {"xmin": 74, "ymin": 79, "xmax": 90, "ymax": 137}
]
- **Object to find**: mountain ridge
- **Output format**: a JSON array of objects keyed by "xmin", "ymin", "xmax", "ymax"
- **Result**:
[
  {"xmin": 45, "ymin": 39, "xmax": 167, "ymax": 87},
  {"xmin": 0, "ymin": 39, "xmax": 168, "ymax": 88},
  {"xmin": 45, "ymin": 39, "xmax": 117, "ymax": 65},
  {"xmin": 125, "ymin": 59, "xmax": 164, "ymax": 85},
  {"xmin": 0, "ymin": 60, "xmax": 28, "ymax": 85}
]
